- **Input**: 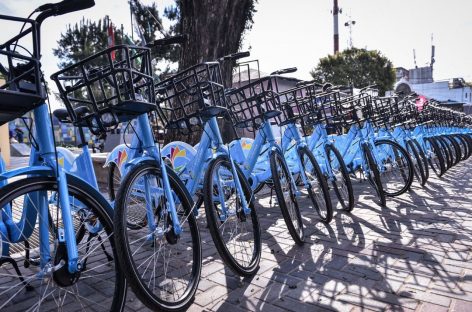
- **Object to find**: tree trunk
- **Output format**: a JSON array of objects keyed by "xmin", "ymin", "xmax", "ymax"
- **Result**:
[{"xmin": 165, "ymin": 0, "xmax": 254, "ymax": 145}]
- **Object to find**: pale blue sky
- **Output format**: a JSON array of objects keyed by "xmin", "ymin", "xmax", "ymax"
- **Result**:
[{"xmin": 1, "ymin": 0, "xmax": 471, "ymax": 107}]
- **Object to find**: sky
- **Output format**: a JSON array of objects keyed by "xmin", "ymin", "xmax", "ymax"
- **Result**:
[{"xmin": 1, "ymin": 0, "xmax": 471, "ymax": 108}]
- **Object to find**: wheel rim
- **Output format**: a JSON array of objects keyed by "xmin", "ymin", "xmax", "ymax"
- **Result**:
[
  {"xmin": 209, "ymin": 160, "xmax": 258, "ymax": 269},
  {"xmin": 273, "ymin": 154, "xmax": 303, "ymax": 238},
  {"xmin": 300, "ymin": 152, "xmax": 328, "ymax": 220},
  {"xmin": 0, "ymin": 183, "xmax": 122, "ymax": 311},
  {"xmin": 122, "ymin": 169, "xmax": 199, "ymax": 305},
  {"xmin": 327, "ymin": 148, "xmax": 350, "ymax": 209}
]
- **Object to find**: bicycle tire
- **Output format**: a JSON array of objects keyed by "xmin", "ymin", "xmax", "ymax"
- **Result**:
[
  {"xmin": 374, "ymin": 139, "xmax": 414, "ymax": 197},
  {"xmin": 436, "ymin": 136, "xmax": 452, "ymax": 170},
  {"xmin": 411, "ymin": 138, "xmax": 429, "ymax": 182},
  {"xmin": 270, "ymin": 148, "xmax": 304, "ymax": 244},
  {"xmin": 424, "ymin": 137, "xmax": 445, "ymax": 177},
  {"xmin": 325, "ymin": 144, "xmax": 354, "ymax": 212},
  {"xmin": 107, "ymin": 162, "xmax": 120, "ymax": 201},
  {"xmin": 0, "ymin": 176, "xmax": 127, "ymax": 312},
  {"xmin": 203, "ymin": 155, "xmax": 261, "ymax": 276},
  {"xmin": 114, "ymin": 161, "xmax": 201, "ymax": 311},
  {"xmin": 406, "ymin": 139, "xmax": 426, "ymax": 186},
  {"xmin": 362, "ymin": 143, "xmax": 386, "ymax": 206}
]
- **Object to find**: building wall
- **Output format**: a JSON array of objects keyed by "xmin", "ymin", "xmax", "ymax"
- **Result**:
[{"xmin": 411, "ymin": 81, "xmax": 472, "ymax": 104}]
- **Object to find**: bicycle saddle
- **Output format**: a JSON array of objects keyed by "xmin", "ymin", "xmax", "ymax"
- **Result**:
[{"xmin": 53, "ymin": 106, "xmax": 90, "ymax": 123}]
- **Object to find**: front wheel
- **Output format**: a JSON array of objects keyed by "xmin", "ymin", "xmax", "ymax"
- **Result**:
[
  {"xmin": 114, "ymin": 161, "xmax": 202, "ymax": 311},
  {"xmin": 297, "ymin": 146, "xmax": 333, "ymax": 223},
  {"xmin": 374, "ymin": 139, "xmax": 414, "ymax": 197},
  {"xmin": 203, "ymin": 155, "xmax": 261, "ymax": 276},
  {"xmin": 0, "ymin": 176, "xmax": 127, "ymax": 311},
  {"xmin": 362, "ymin": 143, "xmax": 386, "ymax": 206},
  {"xmin": 325, "ymin": 144, "xmax": 355, "ymax": 212},
  {"xmin": 270, "ymin": 149, "xmax": 304, "ymax": 245}
]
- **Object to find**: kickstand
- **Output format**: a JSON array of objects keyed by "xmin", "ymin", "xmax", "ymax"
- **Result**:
[{"xmin": 0, "ymin": 257, "xmax": 34, "ymax": 291}]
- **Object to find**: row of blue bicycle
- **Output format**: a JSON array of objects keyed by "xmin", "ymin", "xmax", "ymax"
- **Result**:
[{"xmin": 0, "ymin": 1, "xmax": 471, "ymax": 311}]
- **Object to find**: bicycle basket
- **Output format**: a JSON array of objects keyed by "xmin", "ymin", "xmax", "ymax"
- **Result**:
[
  {"xmin": 226, "ymin": 76, "xmax": 281, "ymax": 128},
  {"xmin": 0, "ymin": 15, "xmax": 44, "ymax": 126},
  {"xmin": 155, "ymin": 62, "xmax": 226, "ymax": 135},
  {"xmin": 335, "ymin": 93, "xmax": 373, "ymax": 126},
  {"xmin": 51, "ymin": 45, "xmax": 155, "ymax": 134}
]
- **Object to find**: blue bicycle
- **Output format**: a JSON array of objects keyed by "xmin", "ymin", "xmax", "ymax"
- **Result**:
[{"xmin": 0, "ymin": 1, "xmax": 127, "ymax": 310}]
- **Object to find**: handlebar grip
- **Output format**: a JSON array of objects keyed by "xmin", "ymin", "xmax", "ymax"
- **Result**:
[
  {"xmin": 270, "ymin": 67, "xmax": 297, "ymax": 75},
  {"xmin": 147, "ymin": 34, "xmax": 188, "ymax": 48},
  {"xmin": 44, "ymin": 0, "xmax": 95, "ymax": 16},
  {"xmin": 223, "ymin": 51, "xmax": 250, "ymax": 61}
]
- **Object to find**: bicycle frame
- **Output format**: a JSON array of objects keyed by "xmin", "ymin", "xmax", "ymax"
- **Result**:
[
  {"xmin": 0, "ymin": 103, "xmax": 80, "ymax": 273},
  {"xmin": 182, "ymin": 116, "xmax": 251, "ymax": 219}
]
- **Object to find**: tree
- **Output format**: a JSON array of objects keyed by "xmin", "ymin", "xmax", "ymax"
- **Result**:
[
  {"xmin": 53, "ymin": 1, "xmax": 174, "ymax": 76},
  {"xmin": 163, "ymin": 0, "xmax": 257, "ymax": 144},
  {"xmin": 53, "ymin": 18, "xmax": 126, "ymax": 70},
  {"xmin": 310, "ymin": 48, "xmax": 396, "ymax": 95}
]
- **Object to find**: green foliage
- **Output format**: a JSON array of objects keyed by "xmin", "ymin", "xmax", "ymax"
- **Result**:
[
  {"xmin": 53, "ymin": 18, "xmax": 125, "ymax": 70},
  {"xmin": 53, "ymin": 1, "xmax": 180, "ymax": 78},
  {"xmin": 310, "ymin": 48, "xmax": 396, "ymax": 95}
]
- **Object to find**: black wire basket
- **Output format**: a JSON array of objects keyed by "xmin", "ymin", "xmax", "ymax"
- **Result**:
[
  {"xmin": 0, "ymin": 15, "xmax": 44, "ymax": 126},
  {"xmin": 334, "ymin": 93, "xmax": 373, "ymax": 127},
  {"xmin": 51, "ymin": 45, "xmax": 155, "ymax": 135},
  {"xmin": 155, "ymin": 62, "xmax": 226, "ymax": 135},
  {"xmin": 226, "ymin": 76, "xmax": 282, "ymax": 128}
]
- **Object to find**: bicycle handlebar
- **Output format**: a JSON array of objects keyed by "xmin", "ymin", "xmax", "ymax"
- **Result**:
[
  {"xmin": 220, "ymin": 51, "xmax": 250, "ymax": 62},
  {"xmin": 359, "ymin": 84, "xmax": 377, "ymax": 92},
  {"xmin": 37, "ymin": 0, "xmax": 95, "ymax": 16},
  {"xmin": 270, "ymin": 67, "xmax": 297, "ymax": 75},
  {"xmin": 295, "ymin": 79, "xmax": 323, "ymax": 87},
  {"xmin": 146, "ymin": 34, "xmax": 187, "ymax": 48}
]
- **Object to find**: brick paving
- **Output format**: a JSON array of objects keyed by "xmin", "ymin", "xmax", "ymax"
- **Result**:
[
  {"xmin": 5, "ymin": 157, "xmax": 472, "ymax": 311},
  {"xmin": 125, "ymin": 160, "xmax": 472, "ymax": 312}
]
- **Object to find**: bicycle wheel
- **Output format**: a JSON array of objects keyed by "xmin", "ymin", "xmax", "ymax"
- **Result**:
[
  {"xmin": 325, "ymin": 144, "xmax": 354, "ymax": 212},
  {"xmin": 406, "ymin": 139, "xmax": 427, "ymax": 186},
  {"xmin": 362, "ymin": 143, "xmax": 386, "ymax": 206},
  {"xmin": 269, "ymin": 149, "xmax": 304, "ymax": 245},
  {"xmin": 454, "ymin": 134, "xmax": 469, "ymax": 161},
  {"xmin": 374, "ymin": 139, "xmax": 414, "ymax": 196},
  {"xmin": 107, "ymin": 162, "xmax": 121, "ymax": 201},
  {"xmin": 0, "ymin": 176, "xmax": 126, "ymax": 311},
  {"xmin": 114, "ymin": 161, "xmax": 201, "ymax": 311},
  {"xmin": 424, "ymin": 137, "xmax": 445, "ymax": 177},
  {"xmin": 297, "ymin": 146, "xmax": 333, "ymax": 223},
  {"xmin": 203, "ymin": 155, "xmax": 261, "ymax": 276},
  {"xmin": 411, "ymin": 138, "xmax": 429, "ymax": 182},
  {"xmin": 436, "ymin": 136, "xmax": 452, "ymax": 170},
  {"xmin": 444, "ymin": 135, "xmax": 461, "ymax": 166}
]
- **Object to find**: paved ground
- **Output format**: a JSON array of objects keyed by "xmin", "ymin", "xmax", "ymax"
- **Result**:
[
  {"xmin": 7, "ymin": 156, "xmax": 472, "ymax": 311},
  {"xmin": 123, "ymin": 159, "xmax": 472, "ymax": 312}
]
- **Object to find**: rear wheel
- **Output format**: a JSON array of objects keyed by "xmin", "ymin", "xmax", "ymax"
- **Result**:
[
  {"xmin": 270, "ymin": 149, "xmax": 305, "ymax": 244},
  {"xmin": 204, "ymin": 155, "xmax": 261, "ymax": 276}
]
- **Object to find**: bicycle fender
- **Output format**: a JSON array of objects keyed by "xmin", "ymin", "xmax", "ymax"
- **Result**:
[{"xmin": 0, "ymin": 166, "xmax": 54, "ymax": 182}]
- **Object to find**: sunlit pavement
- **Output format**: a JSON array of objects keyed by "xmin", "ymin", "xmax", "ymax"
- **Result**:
[{"xmin": 10, "ymin": 157, "xmax": 472, "ymax": 311}]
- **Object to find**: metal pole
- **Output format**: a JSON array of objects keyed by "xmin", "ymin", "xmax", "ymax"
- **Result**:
[{"xmin": 333, "ymin": 0, "xmax": 339, "ymax": 54}]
